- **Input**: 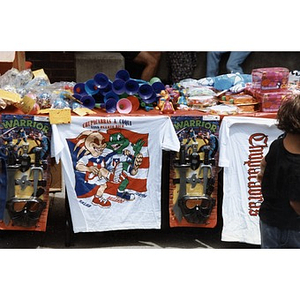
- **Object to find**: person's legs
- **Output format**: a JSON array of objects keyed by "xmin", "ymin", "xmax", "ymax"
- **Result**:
[
  {"xmin": 133, "ymin": 51, "xmax": 161, "ymax": 81},
  {"xmin": 286, "ymin": 229, "xmax": 300, "ymax": 248},
  {"xmin": 206, "ymin": 51, "xmax": 226, "ymax": 77},
  {"xmin": 226, "ymin": 51, "xmax": 251, "ymax": 74},
  {"xmin": 260, "ymin": 220, "xmax": 287, "ymax": 248}
]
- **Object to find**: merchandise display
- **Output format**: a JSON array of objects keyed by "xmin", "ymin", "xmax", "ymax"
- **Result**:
[
  {"xmin": 1, "ymin": 66, "xmax": 300, "ymax": 118},
  {"xmin": 1, "ymin": 59, "xmax": 300, "ymax": 245},
  {"xmin": 0, "ymin": 68, "xmax": 75, "ymax": 113}
]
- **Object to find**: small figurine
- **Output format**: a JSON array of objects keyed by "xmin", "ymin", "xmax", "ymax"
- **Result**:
[{"xmin": 161, "ymin": 97, "xmax": 175, "ymax": 114}]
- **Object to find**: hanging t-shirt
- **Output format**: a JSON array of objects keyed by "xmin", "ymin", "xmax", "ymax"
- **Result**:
[
  {"xmin": 51, "ymin": 115, "xmax": 180, "ymax": 233},
  {"xmin": 218, "ymin": 116, "xmax": 282, "ymax": 245}
]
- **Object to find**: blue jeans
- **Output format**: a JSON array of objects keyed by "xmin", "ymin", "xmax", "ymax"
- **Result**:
[
  {"xmin": 260, "ymin": 220, "xmax": 300, "ymax": 248},
  {"xmin": 206, "ymin": 51, "xmax": 251, "ymax": 77}
]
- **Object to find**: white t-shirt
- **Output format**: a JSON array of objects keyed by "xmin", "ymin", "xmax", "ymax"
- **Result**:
[
  {"xmin": 219, "ymin": 116, "xmax": 282, "ymax": 245},
  {"xmin": 51, "ymin": 115, "xmax": 179, "ymax": 233}
]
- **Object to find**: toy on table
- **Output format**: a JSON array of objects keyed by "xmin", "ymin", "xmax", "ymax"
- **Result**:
[
  {"xmin": 72, "ymin": 69, "xmax": 168, "ymax": 114},
  {"xmin": 156, "ymin": 89, "xmax": 175, "ymax": 114}
]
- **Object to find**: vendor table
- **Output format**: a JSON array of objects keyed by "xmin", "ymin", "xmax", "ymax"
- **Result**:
[
  {"xmin": 50, "ymin": 109, "xmax": 278, "ymax": 246},
  {"xmin": 0, "ymin": 104, "xmax": 279, "ymax": 246}
]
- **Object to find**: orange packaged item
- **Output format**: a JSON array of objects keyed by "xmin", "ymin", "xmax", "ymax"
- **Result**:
[
  {"xmin": 220, "ymin": 93, "xmax": 258, "ymax": 112},
  {"xmin": 221, "ymin": 92, "xmax": 255, "ymax": 104}
]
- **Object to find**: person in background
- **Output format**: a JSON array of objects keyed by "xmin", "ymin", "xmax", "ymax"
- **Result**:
[
  {"xmin": 121, "ymin": 51, "xmax": 161, "ymax": 82},
  {"xmin": 206, "ymin": 51, "xmax": 251, "ymax": 77},
  {"xmin": 257, "ymin": 94, "xmax": 300, "ymax": 248},
  {"xmin": 166, "ymin": 52, "xmax": 198, "ymax": 84}
]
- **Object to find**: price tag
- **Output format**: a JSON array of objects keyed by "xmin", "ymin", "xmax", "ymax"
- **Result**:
[
  {"xmin": 49, "ymin": 109, "xmax": 71, "ymax": 124},
  {"xmin": 0, "ymin": 89, "xmax": 22, "ymax": 103},
  {"xmin": 16, "ymin": 95, "xmax": 36, "ymax": 114},
  {"xmin": 73, "ymin": 107, "xmax": 97, "ymax": 116}
]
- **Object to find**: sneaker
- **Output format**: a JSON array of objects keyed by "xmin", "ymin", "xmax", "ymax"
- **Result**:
[
  {"xmin": 92, "ymin": 196, "xmax": 111, "ymax": 208},
  {"xmin": 117, "ymin": 191, "xmax": 135, "ymax": 201}
]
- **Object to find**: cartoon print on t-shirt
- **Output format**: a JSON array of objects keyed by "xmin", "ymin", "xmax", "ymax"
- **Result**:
[
  {"xmin": 66, "ymin": 128, "xmax": 149, "ymax": 209},
  {"xmin": 105, "ymin": 132, "xmax": 144, "ymax": 201},
  {"xmin": 67, "ymin": 130, "xmax": 112, "ymax": 208}
]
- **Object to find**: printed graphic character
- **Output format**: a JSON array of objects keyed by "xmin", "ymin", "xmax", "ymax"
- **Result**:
[
  {"xmin": 16, "ymin": 127, "xmax": 28, "ymax": 144},
  {"xmin": 185, "ymin": 128, "xmax": 197, "ymax": 144},
  {"xmin": 0, "ymin": 129, "xmax": 20, "ymax": 164},
  {"xmin": 29, "ymin": 132, "xmax": 50, "ymax": 161},
  {"xmin": 176, "ymin": 127, "xmax": 186, "ymax": 145},
  {"xmin": 106, "ymin": 132, "xmax": 144, "ymax": 201},
  {"xmin": 0, "ymin": 129, "xmax": 14, "ymax": 145},
  {"xmin": 70, "ymin": 130, "xmax": 112, "ymax": 208},
  {"xmin": 199, "ymin": 131, "xmax": 218, "ymax": 159}
]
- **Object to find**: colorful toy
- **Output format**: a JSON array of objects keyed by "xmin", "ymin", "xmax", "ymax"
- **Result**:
[{"xmin": 72, "ymin": 69, "xmax": 167, "ymax": 113}]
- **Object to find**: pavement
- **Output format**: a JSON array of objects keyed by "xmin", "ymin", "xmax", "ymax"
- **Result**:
[{"xmin": 0, "ymin": 190, "xmax": 260, "ymax": 249}]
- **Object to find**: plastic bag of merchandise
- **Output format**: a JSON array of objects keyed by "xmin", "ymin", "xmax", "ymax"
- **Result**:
[
  {"xmin": 187, "ymin": 86, "xmax": 218, "ymax": 110},
  {"xmin": 178, "ymin": 78, "xmax": 200, "ymax": 89},
  {"xmin": 0, "ymin": 68, "xmax": 33, "ymax": 91},
  {"xmin": 47, "ymin": 81, "xmax": 76, "ymax": 93},
  {"xmin": 18, "ymin": 69, "xmax": 50, "ymax": 96},
  {"xmin": 206, "ymin": 104, "xmax": 239, "ymax": 115},
  {"xmin": 15, "ymin": 69, "xmax": 33, "ymax": 88},
  {"xmin": 0, "ymin": 68, "xmax": 20, "ymax": 87},
  {"xmin": 27, "ymin": 82, "xmax": 76, "ymax": 109},
  {"xmin": 51, "ymin": 92, "xmax": 72, "ymax": 109},
  {"xmin": 23, "ymin": 76, "xmax": 50, "ymax": 92},
  {"xmin": 0, "ymin": 69, "xmax": 20, "ymax": 94},
  {"xmin": 188, "ymin": 86, "xmax": 216, "ymax": 97},
  {"xmin": 35, "ymin": 89, "xmax": 56, "ymax": 109},
  {"xmin": 187, "ymin": 95, "xmax": 218, "ymax": 109}
]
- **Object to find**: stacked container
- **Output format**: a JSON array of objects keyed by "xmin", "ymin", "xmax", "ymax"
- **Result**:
[{"xmin": 251, "ymin": 67, "xmax": 292, "ymax": 112}]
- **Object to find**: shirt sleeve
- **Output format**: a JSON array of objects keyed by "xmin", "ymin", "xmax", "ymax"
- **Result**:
[
  {"xmin": 218, "ymin": 117, "xmax": 231, "ymax": 167},
  {"xmin": 50, "ymin": 124, "xmax": 65, "ymax": 164},
  {"xmin": 161, "ymin": 117, "xmax": 180, "ymax": 152}
]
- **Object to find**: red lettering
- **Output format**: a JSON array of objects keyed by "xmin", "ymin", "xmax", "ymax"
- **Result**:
[{"xmin": 246, "ymin": 133, "xmax": 268, "ymax": 216}]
